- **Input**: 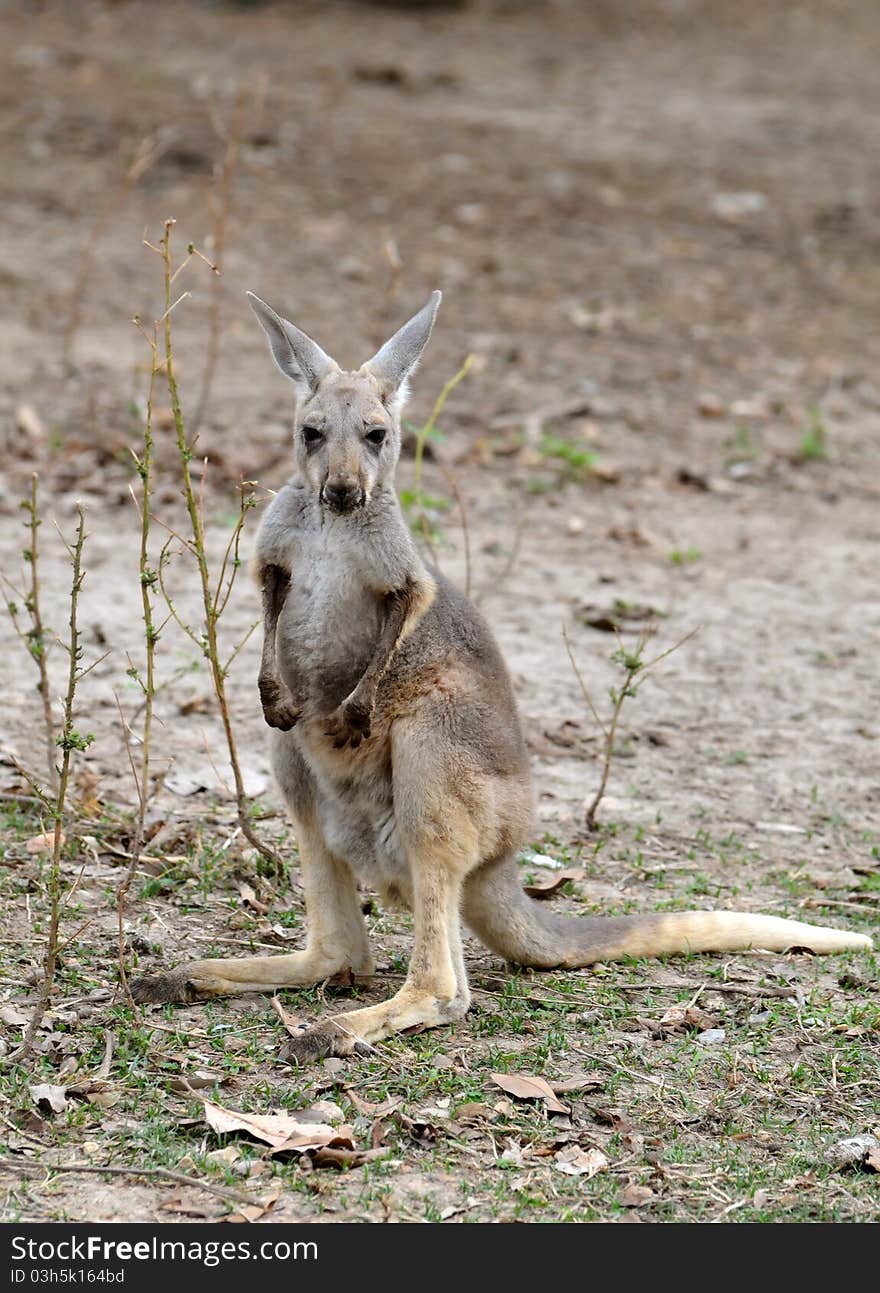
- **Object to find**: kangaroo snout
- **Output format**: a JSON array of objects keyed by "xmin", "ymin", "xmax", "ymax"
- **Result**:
[{"xmin": 321, "ymin": 480, "xmax": 365, "ymax": 514}]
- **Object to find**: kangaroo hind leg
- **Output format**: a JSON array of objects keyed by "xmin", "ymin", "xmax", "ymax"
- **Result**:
[
  {"xmin": 131, "ymin": 824, "xmax": 373, "ymax": 1004},
  {"xmin": 278, "ymin": 761, "xmax": 478, "ymax": 1063}
]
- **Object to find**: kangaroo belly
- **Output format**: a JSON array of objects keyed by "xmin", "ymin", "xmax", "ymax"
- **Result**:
[{"xmin": 311, "ymin": 766, "xmax": 411, "ymax": 902}]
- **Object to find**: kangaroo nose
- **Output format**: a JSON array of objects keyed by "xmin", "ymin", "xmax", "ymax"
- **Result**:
[{"xmin": 322, "ymin": 481, "xmax": 362, "ymax": 513}]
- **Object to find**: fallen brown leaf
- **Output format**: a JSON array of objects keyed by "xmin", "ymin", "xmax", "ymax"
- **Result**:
[
  {"xmin": 343, "ymin": 1089, "xmax": 402, "ymax": 1119},
  {"xmin": 523, "ymin": 869, "xmax": 585, "ymax": 899},
  {"xmin": 455, "ymin": 1101, "xmax": 497, "ymax": 1124},
  {"xmin": 550, "ymin": 1074, "xmax": 604, "ymax": 1095},
  {"xmin": 224, "ymin": 1185, "xmax": 283, "ymax": 1223},
  {"xmin": 158, "ymin": 1199, "xmax": 213, "ymax": 1219},
  {"xmin": 594, "ymin": 1108, "xmax": 633, "ymax": 1133},
  {"xmin": 239, "ymin": 882, "xmax": 269, "ymax": 915},
  {"xmin": 168, "ymin": 1073, "xmax": 231, "ymax": 1094},
  {"xmin": 490, "ymin": 1072, "xmax": 570, "ymax": 1115},
  {"xmin": 657, "ymin": 1004, "xmax": 717, "ymax": 1035},
  {"xmin": 554, "ymin": 1146, "xmax": 609, "ymax": 1179},
  {"xmin": 0, "ymin": 1005, "xmax": 30, "ymax": 1027},
  {"xmin": 205, "ymin": 1146, "xmax": 242, "ymax": 1170},
  {"xmin": 26, "ymin": 831, "xmax": 64, "ymax": 854},
  {"xmin": 621, "ymin": 1183, "xmax": 655, "ymax": 1207},
  {"xmin": 312, "ymin": 1146, "xmax": 390, "ymax": 1170},
  {"xmin": 204, "ymin": 1099, "xmax": 352, "ymax": 1154},
  {"xmin": 270, "ymin": 996, "xmax": 304, "ymax": 1036}
]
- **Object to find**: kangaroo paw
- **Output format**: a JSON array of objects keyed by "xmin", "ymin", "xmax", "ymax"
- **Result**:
[
  {"xmin": 278, "ymin": 1019, "xmax": 370, "ymax": 1065},
  {"xmin": 325, "ymin": 696, "xmax": 372, "ymax": 750},
  {"xmin": 259, "ymin": 678, "xmax": 302, "ymax": 731}
]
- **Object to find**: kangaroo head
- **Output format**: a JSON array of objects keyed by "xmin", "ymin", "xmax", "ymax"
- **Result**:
[{"xmin": 247, "ymin": 290, "xmax": 441, "ymax": 515}]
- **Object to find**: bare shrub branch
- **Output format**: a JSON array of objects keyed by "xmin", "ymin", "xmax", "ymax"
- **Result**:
[
  {"xmin": 1, "ymin": 475, "xmax": 57, "ymax": 790},
  {"xmin": 564, "ymin": 623, "xmax": 700, "ymax": 830},
  {"xmin": 155, "ymin": 219, "xmax": 280, "ymax": 873},
  {"xmin": 16, "ymin": 505, "xmax": 93, "ymax": 1057}
]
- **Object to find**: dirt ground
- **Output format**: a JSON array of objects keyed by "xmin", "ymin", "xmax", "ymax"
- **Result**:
[{"xmin": 1, "ymin": 0, "xmax": 878, "ymax": 1225}]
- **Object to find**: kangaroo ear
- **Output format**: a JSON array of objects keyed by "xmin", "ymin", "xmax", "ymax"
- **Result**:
[
  {"xmin": 246, "ymin": 292, "xmax": 338, "ymax": 394},
  {"xmin": 364, "ymin": 291, "xmax": 441, "ymax": 409}
]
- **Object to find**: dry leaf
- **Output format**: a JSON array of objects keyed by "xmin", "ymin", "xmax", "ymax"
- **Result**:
[
  {"xmin": 270, "ymin": 996, "xmax": 304, "ymax": 1036},
  {"xmin": 554, "ymin": 1146, "xmax": 608, "ymax": 1179},
  {"xmin": 311, "ymin": 1146, "xmax": 390, "ymax": 1169},
  {"xmin": 74, "ymin": 767, "xmax": 103, "ymax": 818},
  {"xmin": 26, "ymin": 831, "xmax": 63, "ymax": 854},
  {"xmin": 455, "ymin": 1102, "xmax": 497, "ymax": 1124},
  {"xmin": 658, "ymin": 1004, "xmax": 716, "ymax": 1033},
  {"xmin": 594, "ymin": 1108, "xmax": 633, "ymax": 1133},
  {"xmin": 621, "ymin": 1183, "xmax": 655, "ymax": 1207},
  {"xmin": 826, "ymin": 1134, "xmax": 880, "ymax": 1169},
  {"xmin": 865, "ymin": 1147, "xmax": 880, "ymax": 1173},
  {"xmin": 179, "ymin": 694, "xmax": 210, "ymax": 716},
  {"xmin": 0, "ymin": 1005, "xmax": 30, "ymax": 1027},
  {"xmin": 490, "ymin": 1072, "xmax": 570, "ymax": 1115},
  {"xmin": 30, "ymin": 1083, "xmax": 68, "ymax": 1114},
  {"xmin": 239, "ymin": 882, "xmax": 269, "ymax": 915},
  {"xmin": 623, "ymin": 1131, "xmax": 645, "ymax": 1157},
  {"xmin": 16, "ymin": 403, "xmax": 47, "ymax": 440},
  {"xmin": 550, "ymin": 1074, "xmax": 604, "ymax": 1095},
  {"xmin": 343, "ymin": 1089, "xmax": 403, "ymax": 1119},
  {"xmin": 86, "ymin": 1091, "xmax": 121, "ymax": 1109},
  {"xmin": 204, "ymin": 1099, "xmax": 350, "ymax": 1152},
  {"xmin": 206, "ymin": 1146, "xmax": 242, "ymax": 1169},
  {"xmin": 168, "ymin": 1074, "xmax": 230, "ymax": 1093},
  {"xmin": 523, "ymin": 869, "xmax": 585, "ymax": 899},
  {"xmin": 224, "ymin": 1186, "xmax": 282, "ymax": 1224},
  {"xmin": 158, "ymin": 1199, "xmax": 212, "ymax": 1218}
]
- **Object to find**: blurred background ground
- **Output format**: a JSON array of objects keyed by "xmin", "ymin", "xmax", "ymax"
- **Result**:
[{"xmin": 0, "ymin": 0, "xmax": 878, "ymax": 1224}]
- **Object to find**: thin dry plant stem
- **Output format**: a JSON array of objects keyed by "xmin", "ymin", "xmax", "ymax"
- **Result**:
[
  {"xmin": 562, "ymin": 623, "xmax": 608, "ymax": 738},
  {"xmin": 24, "ymin": 477, "xmax": 57, "ymax": 789},
  {"xmin": 1, "ymin": 476, "xmax": 58, "ymax": 790},
  {"xmin": 3, "ymin": 1160, "xmax": 255, "ymax": 1210},
  {"xmin": 155, "ymin": 220, "xmax": 280, "ymax": 873},
  {"xmin": 17, "ymin": 506, "xmax": 90, "ymax": 1058},
  {"xmin": 116, "ymin": 321, "xmax": 160, "ymax": 1009},
  {"xmin": 191, "ymin": 92, "xmax": 247, "ymax": 435},
  {"xmin": 564, "ymin": 624, "xmax": 700, "ymax": 830},
  {"xmin": 412, "ymin": 354, "xmax": 474, "ymax": 558}
]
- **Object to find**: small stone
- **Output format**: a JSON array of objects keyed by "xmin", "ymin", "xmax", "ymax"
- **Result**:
[
  {"xmin": 454, "ymin": 203, "xmax": 486, "ymax": 226},
  {"xmin": 710, "ymin": 191, "xmax": 768, "ymax": 221},
  {"xmin": 696, "ymin": 1028, "xmax": 726, "ymax": 1046},
  {"xmin": 15, "ymin": 404, "xmax": 46, "ymax": 441},
  {"xmin": 697, "ymin": 392, "xmax": 726, "ymax": 418}
]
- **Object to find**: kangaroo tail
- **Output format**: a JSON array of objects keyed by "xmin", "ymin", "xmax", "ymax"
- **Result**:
[{"xmin": 462, "ymin": 857, "xmax": 873, "ymax": 968}]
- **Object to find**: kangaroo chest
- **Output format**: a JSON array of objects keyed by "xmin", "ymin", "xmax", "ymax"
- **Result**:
[{"xmin": 276, "ymin": 530, "xmax": 383, "ymax": 711}]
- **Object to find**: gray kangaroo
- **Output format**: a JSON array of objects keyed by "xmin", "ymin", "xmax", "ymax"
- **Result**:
[{"xmin": 132, "ymin": 292, "xmax": 871, "ymax": 1061}]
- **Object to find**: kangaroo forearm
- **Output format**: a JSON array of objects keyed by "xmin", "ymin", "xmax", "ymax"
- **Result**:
[
  {"xmin": 356, "ymin": 574, "xmax": 435, "ymax": 703},
  {"xmin": 327, "ymin": 575, "xmax": 435, "ymax": 747},
  {"xmin": 258, "ymin": 563, "xmax": 301, "ymax": 729},
  {"xmin": 259, "ymin": 563, "xmax": 290, "ymax": 675}
]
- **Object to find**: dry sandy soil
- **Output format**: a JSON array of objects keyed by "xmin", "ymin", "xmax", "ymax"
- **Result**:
[{"xmin": 0, "ymin": 0, "xmax": 878, "ymax": 1225}]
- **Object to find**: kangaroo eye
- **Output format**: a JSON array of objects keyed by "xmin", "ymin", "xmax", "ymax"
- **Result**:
[
  {"xmin": 365, "ymin": 427, "xmax": 386, "ymax": 447},
  {"xmin": 301, "ymin": 426, "xmax": 324, "ymax": 447}
]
